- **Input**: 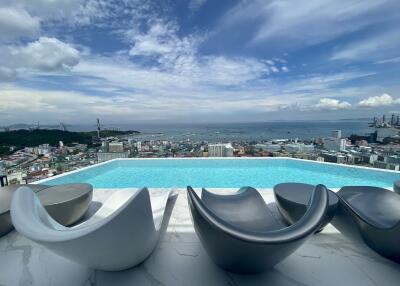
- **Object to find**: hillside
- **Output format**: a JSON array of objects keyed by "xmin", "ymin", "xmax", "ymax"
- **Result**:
[{"xmin": 0, "ymin": 129, "xmax": 140, "ymax": 148}]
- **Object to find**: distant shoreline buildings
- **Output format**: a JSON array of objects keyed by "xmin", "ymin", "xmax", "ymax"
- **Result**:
[{"xmin": 1, "ymin": 115, "xmax": 400, "ymax": 185}]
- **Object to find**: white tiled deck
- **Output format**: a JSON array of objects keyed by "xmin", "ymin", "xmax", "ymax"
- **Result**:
[{"xmin": 0, "ymin": 188, "xmax": 399, "ymax": 286}]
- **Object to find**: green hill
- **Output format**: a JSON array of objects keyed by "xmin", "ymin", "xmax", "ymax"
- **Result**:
[
  {"xmin": 0, "ymin": 129, "xmax": 92, "ymax": 147},
  {"xmin": 0, "ymin": 129, "xmax": 140, "ymax": 149}
]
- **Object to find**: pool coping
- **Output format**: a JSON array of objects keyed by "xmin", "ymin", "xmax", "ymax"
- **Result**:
[{"xmin": 33, "ymin": 157, "xmax": 400, "ymax": 186}]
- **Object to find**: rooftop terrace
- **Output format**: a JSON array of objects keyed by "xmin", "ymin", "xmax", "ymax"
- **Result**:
[{"xmin": 1, "ymin": 188, "xmax": 399, "ymax": 286}]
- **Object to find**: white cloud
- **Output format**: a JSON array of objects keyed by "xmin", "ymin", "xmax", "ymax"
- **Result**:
[
  {"xmin": 128, "ymin": 21, "xmax": 198, "ymax": 68},
  {"xmin": 0, "ymin": 1, "xmax": 82, "ymax": 80},
  {"xmin": 75, "ymin": 52, "xmax": 269, "ymax": 95},
  {"xmin": 189, "ymin": 0, "xmax": 208, "ymax": 11},
  {"xmin": 220, "ymin": 0, "xmax": 399, "ymax": 49},
  {"xmin": 358, "ymin": 93, "xmax": 400, "ymax": 107},
  {"xmin": 17, "ymin": 37, "xmax": 80, "ymax": 71},
  {"xmin": 73, "ymin": 54, "xmax": 382, "ymax": 114},
  {"xmin": 265, "ymin": 60, "xmax": 274, "ymax": 65},
  {"xmin": 1, "ymin": 0, "xmax": 89, "ymax": 21},
  {"xmin": 126, "ymin": 19, "xmax": 271, "ymax": 87},
  {"xmin": 270, "ymin": 66, "xmax": 279, "ymax": 73},
  {"xmin": 375, "ymin": 57, "xmax": 400, "ymax": 64},
  {"xmin": 314, "ymin": 98, "xmax": 352, "ymax": 110},
  {"xmin": 1, "ymin": 61, "xmax": 394, "ymax": 123},
  {"xmin": 198, "ymin": 56, "xmax": 270, "ymax": 86},
  {"xmin": 16, "ymin": 0, "xmax": 81, "ymax": 17},
  {"xmin": 285, "ymin": 72, "xmax": 374, "ymax": 93},
  {"xmin": 0, "ymin": 85, "xmax": 125, "ymax": 123},
  {"xmin": 0, "ymin": 0, "xmax": 141, "ymax": 33},
  {"xmin": 0, "ymin": 37, "xmax": 79, "ymax": 80},
  {"xmin": 331, "ymin": 30, "xmax": 400, "ymax": 61},
  {"xmin": 0, "ymin": 82, "xmax": 289, "ymax": 124},
  {"xmin": 0, "ymin": 7, "xmax": 40, "ymax": 41},
  {"xmin": 1, "ymin": 0, "xmax": 398, "ymax": 123},
  {"xmin": 71, "ymin": 54, "xmax": 379, "ymax": 117},
  {"xmin": 0, "ymin": 0, "xmax": 84, "ymax": 29}
]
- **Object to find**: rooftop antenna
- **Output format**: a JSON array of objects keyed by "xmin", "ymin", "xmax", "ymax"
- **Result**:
[
  {"xmin": 97, "ymin": 118, "xmax": 101, "ymax": 139},
  {"xmin": 59, "ymin": 122, "xmax": 67, "ymax": 131}
]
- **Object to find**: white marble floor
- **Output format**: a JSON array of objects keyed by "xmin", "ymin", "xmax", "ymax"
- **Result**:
[{"xmin": 0, "ymin": 188, "xmax": 399, "ymax": 286}]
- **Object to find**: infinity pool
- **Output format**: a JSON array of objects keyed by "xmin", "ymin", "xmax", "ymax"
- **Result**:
[{"xmin": 39, "ymin": 158, "xmax": 400, "ymax": 189}]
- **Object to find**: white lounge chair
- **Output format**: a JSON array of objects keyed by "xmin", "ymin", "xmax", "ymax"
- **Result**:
[{"xmin": 10, "ymin": 187, "xmax": 172, "ymax": 271}]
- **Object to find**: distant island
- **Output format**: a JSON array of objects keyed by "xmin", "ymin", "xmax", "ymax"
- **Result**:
[
  {"xmin": 337, "ymin": 118, "xmax": 372, "ymax": 121},
  {"xmin": 0, "ymin": 129, "xmax": 140, "ymax": 154},
  {"xmin": 0, "ymin": 123, "xmax": 63, "ymax": 130}
]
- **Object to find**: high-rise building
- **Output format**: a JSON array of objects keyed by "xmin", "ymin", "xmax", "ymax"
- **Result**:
[
  {"xmin": 391, "ymin": 114, "xmax": 396, "ymax": 126},
  {"xmin": 37, "ymin": 144, "xmax": 51, "ymax": 155},
  {"xmin": 96, "ymin": 118, "xmax": 101, "ymax": 139},
  {"xmin": 97, "ymin": 152, "xmax": 129, "ymax": 162},
  {"xmin": 208, "ymin": 143, "xmax": 234, "ymax": 157},
  {"xmin": 0, "ymin": 160, "xmax": 8, "ymax": 187},
  {"xmin": 331, "ymin": 130, "xmax": 342, "ymax": 139},
  {"xmin": 135, "ymin": 141, "xmax": 142, "ymax": 151},
  {"xmin": 0, "ymin": 161, "xmax": 5, "ymax": 176},
  {"xmin": 323, "ymin": 138, "xmax": 346, "ymax": 152},
  {"xmin": 225, "ymin": 144, "xmax": 234, "ymax": 157},
  {"xmin": 285, "ymin": 143, "xmax": 315, "ymax": 153},
  {"xmin": 108, "ymin": 142, "xmax": 124, "ymax": 153},
  {"xmin": 255, "ymin": 143, "xmax": 281, "ymax": 152},
  {"xmin": 101, "ymin": 141, "xmax": 109, "ymax": 152},
  {"xmin": 59, "ymin": 123, "xmax": 67, "ymax": 131},
  {"xmin": 208, "ymin": 144, "xmax": 224, "ymax": 157}
]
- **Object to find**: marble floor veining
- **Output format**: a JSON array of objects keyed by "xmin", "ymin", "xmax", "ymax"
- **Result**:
[{"xmin": 0, "ymin": 188, "xmax": 399, "ymax": 286}]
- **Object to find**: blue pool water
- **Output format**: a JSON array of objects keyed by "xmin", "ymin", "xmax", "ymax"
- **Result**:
[{"xmin": 42, "ymin": 159, "xmax": 400, "ymax": 189}]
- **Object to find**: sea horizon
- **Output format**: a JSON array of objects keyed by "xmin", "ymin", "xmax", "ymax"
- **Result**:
[
  {"xmin": 1, "ymin": 119, "xmax": 374, "ymax": 142},
  {"xmin": 79, "ymin": 119, "xmax": 374, "ymax": 142}
]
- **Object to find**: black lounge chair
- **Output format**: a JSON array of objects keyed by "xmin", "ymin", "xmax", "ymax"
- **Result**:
[
  {"xmin": 187, "ymin": 185, "xmax": 329, "ymax": 273},
  {"xmin": 331, "ymin": 186, "xmax": 400, "ymax": 263},
  {"xmin": 394, "ymin": 181, "xmax": 400, "ymax": 194},
  {"xmin": 274, "ymin": 183, "xmax": 339, "ymax": 232}
]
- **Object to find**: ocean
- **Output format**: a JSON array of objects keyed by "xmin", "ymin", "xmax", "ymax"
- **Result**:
[{"xmin": 69, "ymin": 120, "xmax": 374, "ymax": 142}]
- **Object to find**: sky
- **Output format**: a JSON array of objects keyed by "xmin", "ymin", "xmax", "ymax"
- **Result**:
[{"xmin": 0, "ymin": 0, "xmax": 400, "ymax": 125}]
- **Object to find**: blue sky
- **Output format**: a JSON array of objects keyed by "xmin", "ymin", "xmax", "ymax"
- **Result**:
[{"xmin": 0, "ymin": 0, "xmax": 400, "ymax": 125}]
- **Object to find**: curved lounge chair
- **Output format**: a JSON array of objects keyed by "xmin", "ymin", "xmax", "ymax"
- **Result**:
[
  {"xmin": 0, "ymin": 184, "xmax": 50, "ymax": 237},
  {"xmin": 11, "ymin": 187, "xmax": 172, "ymax": 271},
  {"xmin": 331, "ymin": 186, "xmax": 400, "ymax": 263},
  {"xmin": 35, "ymin": 183, "xmax": 93, "ymax": 226},
  {"xmin": 0, "ymin": 183, "xmax": 92, "ymax": 238},
  {"xmin": 187, "ymin": 185, "xmax": 329, "ymax": 273},
  {"xmin": 274, "ymin": 183, "xmax": 339, "ymax": 231},
  {"xmin": 394, "ymin": 181, "xmax": 400, "ymax": 194}
]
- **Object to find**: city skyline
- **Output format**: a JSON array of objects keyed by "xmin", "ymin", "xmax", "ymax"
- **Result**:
[{"xmin": 1, "ymin": 0, "xmax": 400, "ymax": 124}]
